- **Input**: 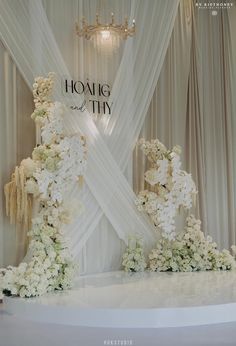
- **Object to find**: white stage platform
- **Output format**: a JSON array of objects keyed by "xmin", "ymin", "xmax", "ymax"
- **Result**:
[{"xmin": 4, "ymin": 270, "xmax": 236, "ymax": 328}]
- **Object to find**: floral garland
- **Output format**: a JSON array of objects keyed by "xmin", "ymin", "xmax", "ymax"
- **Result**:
[
  {"xmin": 135, "ymin": 139, "xmax": 197, "ymax": 240},
  {"xmin": 122, "ymin": 236, "xmax": 147, "ymax": 272},
  {"xmin": 0, "ymin": 73, "xmax": 87, "ymax": 298}
]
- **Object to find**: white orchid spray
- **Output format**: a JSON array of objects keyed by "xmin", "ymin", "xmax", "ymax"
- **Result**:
[
  {"xmin": 135, "ymin": 139, "xmax": 197, "ymax": 240},
  {"xmin": 133, "ymin": 138, "xmax": 236, "ymax": 273},
  {"xmin": 0, "ymin": 73, "xmax": 87, "ymax": 298}
]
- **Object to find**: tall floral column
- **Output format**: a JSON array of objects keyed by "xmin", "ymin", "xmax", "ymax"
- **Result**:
[{"xmin": 0, "ymin": 73, "xmax": 87, "ymax": 298}]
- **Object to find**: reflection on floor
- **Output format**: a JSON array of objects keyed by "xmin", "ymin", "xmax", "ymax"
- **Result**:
[
  {"xmin": 2, "ymin": 270, "xmax": 236, "ymax": 345},
  {"xmin": 4, "ymin": 271, "xmax": 236, "ymax": 328}
]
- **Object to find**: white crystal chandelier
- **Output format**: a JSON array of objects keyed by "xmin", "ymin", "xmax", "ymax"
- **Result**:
[{"xmin": 76, "ymin": 13, "xmax": 135, "ymax": 43}]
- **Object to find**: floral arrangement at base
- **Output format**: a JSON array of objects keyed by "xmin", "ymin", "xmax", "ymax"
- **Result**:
[
  {"xmin": 135, "ymin": 139, "xmax": 197, "ymax": 240},
  {"xmin": 131, "ymin": 138, "xmax": 236, "ymax": 274},
  {"xmin": 122, "ymin": 236, "xmax": 147, "ymax": 272},
  {"xmin": 0, "ymin": 73, "xmax": 87, "ymax": 298},
  {"xmin": 149, "ymin": 215, "xmax": 236, "ymax": 272}
]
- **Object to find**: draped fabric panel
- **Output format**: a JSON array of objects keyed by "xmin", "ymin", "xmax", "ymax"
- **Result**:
[
  {"xmin": 0, "ymin": 40, "xmax": 35, "ymax": 267},
  {"xmin": 133, "ymin": 0, "xmax": 193, "ymax": 192},
  {"xmin": 228, "ymin": 4, "xmax": 236, "ymax": 239},
  {"xmin": 133, "ymin": 0, "xmax": 193, "ymax": 232},
  {"xmin": 134, "ymin": 1, "xmax": 236, "ymax": 249},
  {"xmin": 72, "ymin": 1, "xmax": 179, "ymax": 273},
  {"xmin": 0, "ymin": 0, "xmax": 179, "ymax": 273},
  {"xmin": 42, "ymin": 0, "xmax": 129, "ymax": 83},
  {"xmin": 41, "ymin": 0, "xmax": 179, "ymax": 273},
  {"xmin": 42, "ymin": 0, "xmax": 131, "ymax": 273},
  {"xmin": 67, "ymin": 0, "xmax": 179, "ymax": 272},
  {"xmin": 192, "ymin": 4, "xmax": 236, "ymax": 248}
]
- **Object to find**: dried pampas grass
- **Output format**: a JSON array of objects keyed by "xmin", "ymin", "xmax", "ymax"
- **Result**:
[{"xmin": 4, "ymin": 165, "xmax": 33, "ymax": 232}]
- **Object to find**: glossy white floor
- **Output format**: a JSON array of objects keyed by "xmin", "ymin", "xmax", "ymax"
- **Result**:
[{"xmin": 3, "ymin": 270, "xmax": 236, "ymax": 329}]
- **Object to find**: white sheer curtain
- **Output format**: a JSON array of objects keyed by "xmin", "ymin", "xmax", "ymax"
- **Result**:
[
  {"xmin": 0, "ymin": 40, "xmax": 35, "ymax": 267},
  {"xmin": 0, "ymin": 0, "xmax": 179, "ymax": 273},
  {"xmin": 41, "ymin": 0, "xmax": 179, "ymax": 272},
  {"xmin": 41, "ymin": 0, "xmax": 132, "ymax": 273},
  {"xmin": 133, "ymin": 0, "xmax": 193, "ymax": 232},
  {"xmin": 134, "ymin": 0, "xmax": 192, "ymax": 192}
]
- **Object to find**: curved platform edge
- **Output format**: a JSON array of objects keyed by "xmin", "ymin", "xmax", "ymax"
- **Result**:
[{"xmin": 4, "ymin": 296, "xmax": 236, "ymax": 328}]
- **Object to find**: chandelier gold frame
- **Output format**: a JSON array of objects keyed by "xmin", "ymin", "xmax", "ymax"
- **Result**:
[{"xmin": 76, "ymin": 13, "xmax": 135, "ymax": 40}]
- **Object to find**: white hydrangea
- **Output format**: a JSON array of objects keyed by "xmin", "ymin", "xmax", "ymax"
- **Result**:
[
  {"xmin": 149, "ymin": 215, "xmax": 236, "ymax": 272},
  {"xmin": 122, "ymin": 237, "xmax": 147, "ymax": 272},
  {"xmin": 41, "ymin": 102, "xmax": 65, "ymax": 144},
  {"xmin": 32, "ymin": 130, "xmax": 86, "ymax": 204}
]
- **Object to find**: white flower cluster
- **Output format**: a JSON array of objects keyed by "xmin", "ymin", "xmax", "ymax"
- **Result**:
[
  {"xmin": 135, "ymin": 139, "xmax": 197, "ymax": 240},
  {"xmin": 122, "ymin": 237, "xmax": 147, "ymax": 272},
  {"xmin": 0, "ymin": 73, "xmax": 87, "ymax": 298},
  {"xmin": 31, "ymin": 135, "xmax": 86, "ymax": 203},
  {"xmin": 32, "ymin": 72, "xmax": 55, "ymax": 109},
  {"xmin": 149, "ymin": 215, "xmax": 236, "ymax": 272}
]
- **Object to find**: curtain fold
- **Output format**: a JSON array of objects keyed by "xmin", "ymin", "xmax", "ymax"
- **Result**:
[
  {"xmin": 193, "ymin": 4, "xmax": 236, "ymax": 248},
  {"xmin": 133, "ymin": 0, "xmax": 193, "ymax": 195},
  {"xmin": 0, "ymin": 40, "xmax": 35, "ymax": 267},
  {"xmin": 133, "ymin": 0, "xmax": 236, "ymax": 249}
]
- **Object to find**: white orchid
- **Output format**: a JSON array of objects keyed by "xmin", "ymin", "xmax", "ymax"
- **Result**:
[{"xmin": 136, "ymin": 140, "xmax": 197, "ymax": 240}]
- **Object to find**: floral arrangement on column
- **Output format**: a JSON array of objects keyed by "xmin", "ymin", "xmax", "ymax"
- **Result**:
[
  {"xmin": 127, "ymin": 138, "xmax": 236, "ymax": 273},
  {"xmin": 135, "ymin": 139, "xmax": 197, "ymax": 240},
  {"xmin": 0, "ymin": 73, "xmax": 87, "ymax": 298}
]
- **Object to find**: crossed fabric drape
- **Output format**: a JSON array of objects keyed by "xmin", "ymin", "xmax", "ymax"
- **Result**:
[{"xmin": 0, "ymin": 0, "xmax": 179, "ymax": 272}]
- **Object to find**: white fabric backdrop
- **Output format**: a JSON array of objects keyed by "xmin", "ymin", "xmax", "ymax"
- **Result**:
[
  {"xmin": 133, "ymin": 0, "xmax": 192, "ymax": 188},
  {"xmin": 134, "ymin": 1, "xmax": 236, "ymax": 250},
  {"xmin": 42, "ymin": 0, "xmax": 179, "ymax": 272},
  {"xmin": 134, "ymin": 0, "xmax": 193, "ymax": 232},
  {"xmin": 42, "ymin": 0, "xmax": 133, "ymax": 273},
  {"xmin": 1, "ymin": 0, "xmax": 235, "ymax": 272},
  {"xmin": 193, "ymin": 4, "xmax": 236, "ymax": 248},
  {"xmin": 0, "ymin": 0, "xmax": 179, "ymax": 273}
]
